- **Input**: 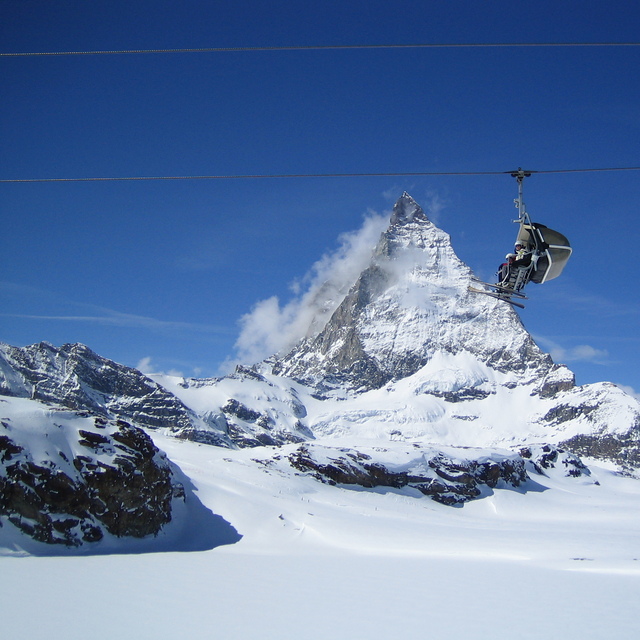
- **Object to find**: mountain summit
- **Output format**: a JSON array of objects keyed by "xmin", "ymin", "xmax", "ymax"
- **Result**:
[
  {"xmin": 389, "ymin": 190, "xmax": 430, "ymax": 224},
  {"xmin": 272, "ymin": 192, "xmax": 569, "ymax": 395}
]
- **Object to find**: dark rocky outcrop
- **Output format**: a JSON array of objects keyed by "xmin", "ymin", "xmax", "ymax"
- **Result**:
[
  {"xmin": 519, "ymin": 444, "xmax": 591, "ymax": 478},
  {"xmin": 0, "ymin": 417, "xmax": 181, "ymax": 547},
  {"xmin": 287, "ymin": 444, "xmax": 530, "ymax": 506},
  {"xmin": 560, "ymin": 428, "xmax": 640, "ymax": 474}
]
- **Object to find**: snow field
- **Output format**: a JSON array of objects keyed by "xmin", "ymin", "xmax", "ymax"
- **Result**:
[
  {"xmin": 157, "ymin": 435, "xmax": 639, "ymax": 566},
  {"xmin": 4, "ymin": 552, "xmax": 640, "ymax": 640},
  {"xmin": 3, "ymin": 428, "xmax": 640, "ymax": 638}
]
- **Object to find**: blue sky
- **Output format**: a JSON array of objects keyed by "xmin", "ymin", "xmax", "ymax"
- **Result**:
[{"xmin": 1, "ymin": 1, "xmax": 639, "ymax": 394}]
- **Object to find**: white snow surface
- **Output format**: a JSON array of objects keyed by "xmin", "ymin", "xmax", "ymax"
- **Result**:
[
  {"xmin": 2, "ymin": 392, "xmax": 640, "ymax": 637},
  {"xmin": 151, "ymin": 352, "xmax": 638, "ymax": 450},
  {"xmin": 3, "ymin": 424, "xmax": 640, "ymax": 638}
]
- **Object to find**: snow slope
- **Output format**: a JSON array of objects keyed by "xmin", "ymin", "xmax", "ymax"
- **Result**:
[{"xmin": 2, "ymin": 431, "xmax": 640, "ymax": 639}]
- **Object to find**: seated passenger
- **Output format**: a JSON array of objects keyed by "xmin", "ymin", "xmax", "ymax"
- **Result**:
[
  {"xmin": 512, "ymin": 242, "xmax": 532, "ymax": 267},
  {"xmin": 498, "ymin": 253, "xmax": 516, "ymax": 285}
]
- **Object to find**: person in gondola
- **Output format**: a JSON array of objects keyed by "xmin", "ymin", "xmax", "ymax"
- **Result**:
[
  {"xmin": 498, "ymin": 253, "xmax": 516, "ymax": 285},
  {"xmin": 512, "ymin": 242, "xmax": 532, "ymax": 268}
]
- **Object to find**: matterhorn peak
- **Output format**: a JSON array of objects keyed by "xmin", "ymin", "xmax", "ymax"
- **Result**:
[
  {"xmin": 271, "ymin": 192, "xmax": 567, "ymax": 394},
  {"xmin": 389, "ymin": 191, "xmax": 429, "ymax": 226}
]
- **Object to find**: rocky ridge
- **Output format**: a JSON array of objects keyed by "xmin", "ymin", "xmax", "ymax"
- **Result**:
[
  {"xmin": 0, "ymin": 342, "xmax": 306, "ymax": 449},
  {"xmin": 255, "ymin": 441, "xmax": 593, "ymax": 506},
  {"xmin": 0, "ymin": 341, "xmax": 196, "ymax": 432}
]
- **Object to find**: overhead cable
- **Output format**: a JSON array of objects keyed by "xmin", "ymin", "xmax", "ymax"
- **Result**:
[
  {"xmin": 2, "ymin": 167, "xmax": 640, "ymax": 184},
  {"xmin": 2, "ymin": 42, "xmax": 640, "ymax": 57}
]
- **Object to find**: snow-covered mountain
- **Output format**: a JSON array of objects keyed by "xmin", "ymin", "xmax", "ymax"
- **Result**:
[
  {"xmin": 0, "ymin": 395, "xmax": 238, "ymax": 552},
  {"xmin": 157, "ymin": 193, "xmax": 638, "ymax": 465},
  {"xmin": 2, "ymin": 192, "xmax": 640, "ymax": 554},
  {"xmin": 272, "ymin": 192, "xmax": 564, "ymax": 393}
]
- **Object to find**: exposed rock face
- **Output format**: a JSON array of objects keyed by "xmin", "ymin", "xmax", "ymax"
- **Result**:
[
  {"xmin": 261, "ymin": 442, "xmax": 596, "ymax": 506},
  {"xmin": 519, "ymin": 444, "xmax": 591, "ymax": 478},
  {"xmin": 0, "ymin": 405, "xmax": 180, "ymax": 547},
  {"xmin": 221, "ymin": 395, "xmax": 305, "ymax": 448},
  {"xmin": 162, "ymin": 365, "xmax": 315, "ymax": 448},
  {"xmin": 287, "ymin": 443, "xmax": 530, "ymax": 505},
  {"xmin": 560, "ymin": 429, "xmax": 640, "ymax": 474},
  {"xmin": 0, "ymin": 343, "xmax": 313, "ymax": 449},
  {"xmin": 272, "ymin": 193, "xmax": 568, "ymax": 394},
  {"xmin": 0, "ymin": 342, "xmax": 196, "ymax": 433}
]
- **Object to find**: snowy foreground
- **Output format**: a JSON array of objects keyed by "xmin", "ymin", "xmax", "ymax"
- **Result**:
[{"xmin": 3, "ymin": 432, "xmax": 640, "ymax": 639}]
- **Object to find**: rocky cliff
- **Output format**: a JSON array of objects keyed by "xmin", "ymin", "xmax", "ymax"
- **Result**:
[
  {"xmin": 0, "ymin": 342, "xmax": 310, "ymax": 450},
  {"xmin": 0, "ymin": 397, "xmax": 182, "ymax": 547},
  {"xmin": 0, "ymin": 341, "xmax": 196, "ymax": 433}
]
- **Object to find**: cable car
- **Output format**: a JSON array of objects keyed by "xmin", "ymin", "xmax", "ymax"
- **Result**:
[{"xmin": 470, "ymin": 169, "xmax": 572, "ymax": 308}]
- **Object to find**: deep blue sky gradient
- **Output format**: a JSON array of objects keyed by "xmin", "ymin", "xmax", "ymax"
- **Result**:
[{"xmin": 1, "ymin": 1, "xmax": 639, "ymax": 393}]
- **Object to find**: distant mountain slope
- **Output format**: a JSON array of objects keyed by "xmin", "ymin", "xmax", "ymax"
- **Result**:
[{"xmin": 0, "ymin": 341, "xmax": 197, "ymax": 433}]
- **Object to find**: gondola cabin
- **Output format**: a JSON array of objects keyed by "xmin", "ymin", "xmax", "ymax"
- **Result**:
[
  {"xmin": 515, "ymin": 220, "xmax": 572, "ymax": 284},
  {"xmin": 468, "ymin": 169, "xmax": 573, "ymax": 309}
]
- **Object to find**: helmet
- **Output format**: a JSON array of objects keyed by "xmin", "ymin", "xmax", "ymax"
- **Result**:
[{"xmin": 515, "ymin": 243, "xmax": 524, "ymax": 249}]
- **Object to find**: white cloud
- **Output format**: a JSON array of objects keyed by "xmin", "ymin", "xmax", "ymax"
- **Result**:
[
  {"xmin": 567, "ymin": 344, "xmax": 609, "ymax": 362},
  {"xmin": 422, "ymin": 189, "xmax": 446, "ymax": 225},
  {"xmin": 616, "ymin": 384, "xmax": 640, "ymax": 401},
  {"xmin": 555, "ymin": 344, "xmax": 609, "ymax": 364},
  {"xmin": 0, "ymin": 282, "xmax": 232, "ymax": 336},
  {"xmin": 136, "ymin": 356, "xmax": 184, "ymax": 378},
  {"xmin": 0, "ymin": 311, "xmax": 230, "ymax": 336},
  {"xmin": 535, "ymin": 336, "xmax": 609, "ymax": 364},
  {"xmin": 136, "ymin": 356, "xmax": 154, "ymax": 374},
  {"xmin": 382, "ymin": 187, "xmax": 399, "ymax": 201},
  {"xmin": 233, "ymin": 210, "xmax": 389, "ymax": 365}
]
